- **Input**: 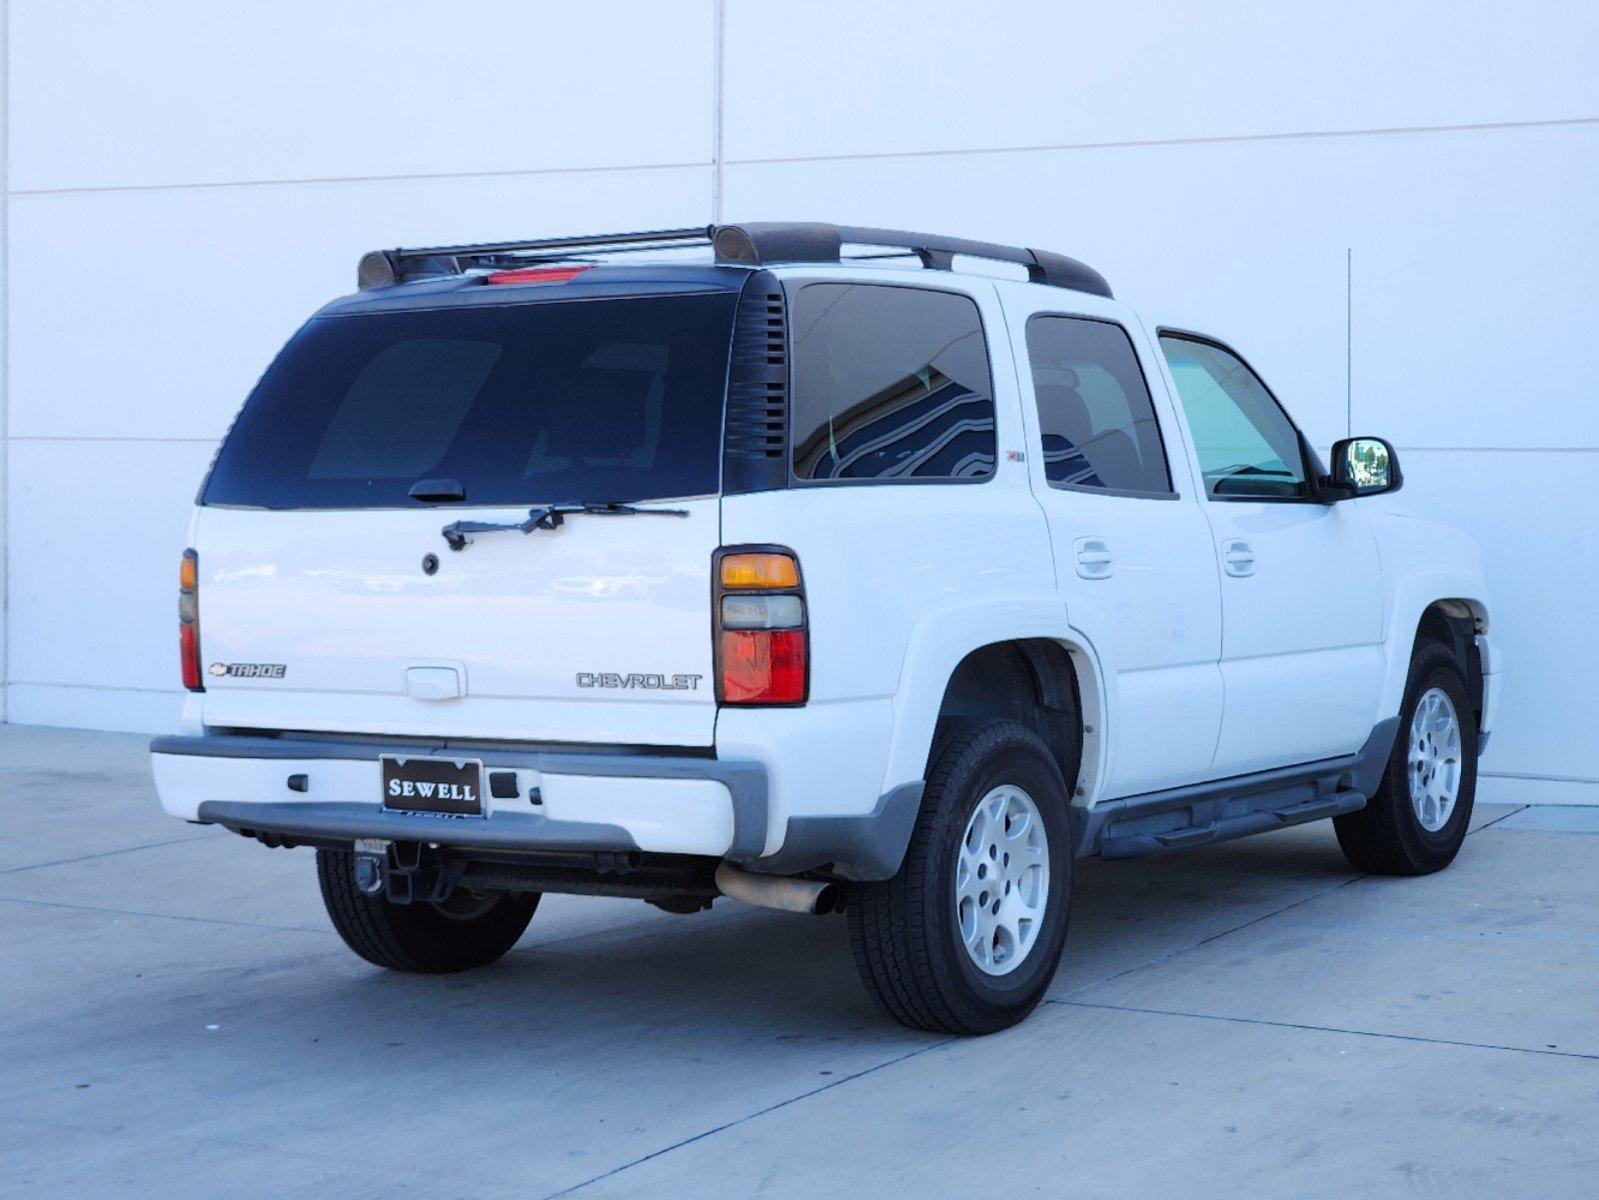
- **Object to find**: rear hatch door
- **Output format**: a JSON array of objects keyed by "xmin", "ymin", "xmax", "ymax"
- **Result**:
[{"xmin": 194, "ymin": 280, "xmax": 738, "ymax": 746}]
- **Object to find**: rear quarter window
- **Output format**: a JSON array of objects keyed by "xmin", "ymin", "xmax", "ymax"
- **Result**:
[
  {"xmin": 203, "ymin": 291, "xmax": 739, "ymax": 509},
  {"xmin": 789, "ymin": 283, "xmax": 995, "ymax": 483}
]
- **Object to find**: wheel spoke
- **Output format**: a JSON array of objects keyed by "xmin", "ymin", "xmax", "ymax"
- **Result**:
[
  {"xmin": 955, "ymin": 856, "xmax": 977, "ymax": 902},
  {"xmin": 965, "ymin": 807, "xmax": 988, "ymax": 851}
]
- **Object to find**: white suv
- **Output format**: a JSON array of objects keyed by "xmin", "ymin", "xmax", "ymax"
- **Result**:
[{"xmin": 152, "ymin": 222, "xmax": 1498, "ymax": 1034}]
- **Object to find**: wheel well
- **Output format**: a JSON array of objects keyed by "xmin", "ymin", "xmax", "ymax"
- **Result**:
[
  {"xmin": 1415, "ymin": 600, "xmax": 1484, "ymax": 721},
  {"xmin": 932, "ymin": 640, "xmax": 1084, "ymax": 798}
]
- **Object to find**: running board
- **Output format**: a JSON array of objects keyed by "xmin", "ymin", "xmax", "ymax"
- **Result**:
[
  {"xmin": 1080, "ymin": 718, "xmax": 1399, "ymax": 860},
  {"xmin": 1094, "ymin": 787, "xmax": 1368, "ymax": 859}
]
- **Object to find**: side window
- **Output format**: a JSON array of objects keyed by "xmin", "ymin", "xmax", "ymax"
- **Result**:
[
  {"xmin": 790, "ymin": 283, "xmax": 995, "ymax": 482},
  {"xmin": 1025, "ymin": 316, "xmax": 1173, "ymax": 496},
  {"xmin": 1158, "ymin": 335, "xmax": 1309, "ymax": 500}
]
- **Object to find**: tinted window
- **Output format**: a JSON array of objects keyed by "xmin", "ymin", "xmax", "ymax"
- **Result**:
[
  {"xmin": 790, "ymin": 283, "xmax": 994, "ymax": 482},
  {"xmin": 1026, "ymin": 316, "xmax": 1172, "ymax": 495},
  {"xmin": 204, "ymin": 292, "xmax": 738, "ymax": 509},
  {"xmin": 1158, "ymin": 335, "xmax": 1307, "ymax": 499}
]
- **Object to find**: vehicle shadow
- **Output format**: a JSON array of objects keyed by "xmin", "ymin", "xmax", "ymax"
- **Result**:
[{"xmin": 279, "ymin": 822, "xmax": 1359, "ymax": 1053}]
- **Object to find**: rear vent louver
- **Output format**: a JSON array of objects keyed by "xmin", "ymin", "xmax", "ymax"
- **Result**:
[{"xmin": 723, "ymin": 274, "xmax": 790, "ymax": 494}]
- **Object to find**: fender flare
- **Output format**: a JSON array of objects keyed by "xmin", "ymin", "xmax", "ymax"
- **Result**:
[
  {"xmin": 1378, "ymin": 570, "xmax": 1491, "ymax": 719},
  {"xmin": 878, "ymin": 595, "xmax": 1115, "ymax": 804}
]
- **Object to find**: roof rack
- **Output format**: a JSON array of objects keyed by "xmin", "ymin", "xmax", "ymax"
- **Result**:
[{"xmin": 357, "ymin": 222, "xmax": 1112, "ymax": 298}]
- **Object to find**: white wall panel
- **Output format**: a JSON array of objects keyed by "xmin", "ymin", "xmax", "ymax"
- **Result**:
[
  {"xmin": 727, "ymin": 139, "xmax": 1349, "ymax": 447},
  {"xmin": 1348, "ymin": 126, "xmax": 1599, "ymax": 449},
  {"xmin": 724, "ymin": 123, "xmax": 1599, "ymax": 454},
  {"xmin": 724, "ymin": 0, "xmax": 1599, "ymax": 162},
  {"xmin": 1393, "ymin": 448, "xmax": 1599, "ymax": 789},
  {"xmin": 6, "ymin": 682, "xmax": 184, "ymax": 735},
  {"xmin": 7, "ymin": 440, "xmax": 215, "ymax": 700},
  {"xmin": 10, "ymin": 0, "xmax": 716, "ymax": 192},
  {"xmin": 7, "ymin": 166, "xmax": 712, "ymax": 441}
]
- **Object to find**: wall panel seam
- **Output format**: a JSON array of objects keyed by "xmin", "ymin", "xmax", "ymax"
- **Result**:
[
  {"xmin": 711, "ymin": 0, "xmax": 725, "ymax": 222},
  {"xmin": 11, "ymin": 159, "xmax": 713, "ymax": 199},
  {"xmin": 3, "ymin": 0, "xmax": 11, "ymax": 725},
  {"xmin": 9, "ymin": 680, "xmax": 181, "ymax": 695},
  {"xmin": 725, "ymin": 114, "xmax": 1599, "ymax": 168},
  {"xmin": 1482, "ymin": 770, "xmax": 1599, "ymax": 786},
  {"xmin": 9, "ymin": 436, "xmax": 219, "ymax": 444},
  {"xmin": 1396, "ymin": 447, "xmax": 1599, "ymax": 455}
]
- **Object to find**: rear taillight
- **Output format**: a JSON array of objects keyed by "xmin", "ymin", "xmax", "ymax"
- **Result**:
[
  {"xmin": 179, "ymin": 549, "xmax": 202, "ymax": 691},
  {"xmin": 715, "ymin": 549, "xmax": 807, "ymax": 705}
]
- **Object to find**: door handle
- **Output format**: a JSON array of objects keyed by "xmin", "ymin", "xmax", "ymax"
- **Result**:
[
  {"xmin": 1074, "ymin": 537, "xmax": 1113, "ymax": 580},
  {"xmin": 1222, "ymin": 538, "xmax": 1256, "ymax": 578}
]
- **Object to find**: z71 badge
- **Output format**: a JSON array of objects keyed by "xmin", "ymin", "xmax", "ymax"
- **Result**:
[
  {"xmin": 209, "ymin": 662, "xmax": 287, "ymax": 679},
  {"xmin": 576, "ymin": 672, "xmax": 701, "ymax": 691}
]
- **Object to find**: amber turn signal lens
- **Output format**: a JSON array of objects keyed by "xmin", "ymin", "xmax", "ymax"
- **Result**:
[
  {"xmin": 719, "ymin": 553, "xmax": 799, "ymax": 590},
  {"xmin": 179, "ymin": 550, "xmax": 198, "ymax": 592}
]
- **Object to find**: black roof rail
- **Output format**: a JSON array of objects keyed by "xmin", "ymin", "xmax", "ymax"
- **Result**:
[
  {"xmin": 358, "ymin": 221, "xmax": 1112, "ymax": 298},
  {"xmin": 712, "ymin": 223, "xmax": 1113, "ymax": 298}
]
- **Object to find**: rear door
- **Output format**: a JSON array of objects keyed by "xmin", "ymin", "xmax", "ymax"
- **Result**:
[
  {"xmin": 1012, "ymin": 303, "xmax": 1224, "ymax": 797},
  {"xmin": 194, "ymin": 285, "xmax": 738, "ymax": 746},
  {"xmin": 1157, "ymin": 332, "xmax": 1384, "ymax": 775}
]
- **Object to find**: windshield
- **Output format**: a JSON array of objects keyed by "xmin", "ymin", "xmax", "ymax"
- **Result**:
[{"xmin": 203, "ymin": 291, "xmax": 739, "ymax": 509}]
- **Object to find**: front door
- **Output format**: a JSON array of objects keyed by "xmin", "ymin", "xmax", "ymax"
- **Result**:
[
  {"xmin": 1018, "ymin": 311, "xmax": 1223, "ymax": 797},
  {"xmin": 1158, "ymin": 332, "xmax": 1384, "ymax": 776}
]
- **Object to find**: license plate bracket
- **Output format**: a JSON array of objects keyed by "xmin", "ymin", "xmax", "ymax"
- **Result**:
[{"xmin": 381, "ymin": 756, "xmax": 486, "ymax": 818}]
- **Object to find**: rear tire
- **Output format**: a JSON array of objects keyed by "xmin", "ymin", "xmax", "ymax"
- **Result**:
[
  {"xmin": 848, "ymin": 720, "xmax": 1074, "ymax": 1035},
  {"xmin": 1334, "ymin": 641, "xmax": 1478, "ymax": 875},
  {"xmin": 316, "ymin": 848, "xmax": 540, "ymax": 973}
]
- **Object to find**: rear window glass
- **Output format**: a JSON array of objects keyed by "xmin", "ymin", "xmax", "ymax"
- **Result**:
[
  {"xmin": 789, "ymin": 283, "xmax": 995, "ymax": 482},
  {"xmin": 203, "ymin": 292, "xmax": 738, "ymax": 509}
]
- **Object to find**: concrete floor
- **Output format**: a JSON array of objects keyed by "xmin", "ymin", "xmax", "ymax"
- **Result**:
[{"xmin": 1, "ymin": 726, "xmax": 1595, "ymax": 1198}]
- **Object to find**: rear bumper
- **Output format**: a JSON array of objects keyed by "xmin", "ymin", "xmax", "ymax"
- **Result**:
[{"xmin": 150, "ymin": 733, "xmax": 767, "ymax": 860}]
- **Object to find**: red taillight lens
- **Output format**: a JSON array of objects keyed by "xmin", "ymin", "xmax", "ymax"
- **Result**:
[
  {"xmin": 179, "ymin": 549, "xmax": 203, "ymax": 692},
  {"xmin": 180, "ymin": 622, "xmax": 201, "ymax": 690},
  {"xmin": 720, "ymin": 630, "xmax": 807, "ymax": 704},
  {"xmin": 715, "ymin": 547, "xmax": 807, "ymax": 705}
]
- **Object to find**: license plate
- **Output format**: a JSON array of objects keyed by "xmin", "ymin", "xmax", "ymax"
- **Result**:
[{"xmin": 381, "ymin": 756, "xmax": 485, "ymax": 817}]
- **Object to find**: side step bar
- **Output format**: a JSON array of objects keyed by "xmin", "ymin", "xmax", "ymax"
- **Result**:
[
  {"xmin": 1096, "ymin": 788, "xmax": 1368, "ymax": 860},
  {"xmin": 1081, "ymin": 718, "xmax": 1399, "ymax": 860}
]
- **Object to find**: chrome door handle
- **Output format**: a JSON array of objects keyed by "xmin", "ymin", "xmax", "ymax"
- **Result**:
[
  {"xmin": 1222, "ymin": 538, "xmax": 1256, "ymax": 578},
  {"xmin": 1074, "ymin": 537, "xmax": 1113, "ymax": 580}
]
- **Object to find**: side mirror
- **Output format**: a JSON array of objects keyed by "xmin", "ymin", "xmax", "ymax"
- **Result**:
[{"xmin": 1328, "ymin": 436, "xmax": 1402, "ymax": 498}]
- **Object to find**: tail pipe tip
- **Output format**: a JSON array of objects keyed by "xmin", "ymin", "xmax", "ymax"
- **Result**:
[{"xmin": 714, "ymin": 862, "xmax": 839, "ymax": 915}]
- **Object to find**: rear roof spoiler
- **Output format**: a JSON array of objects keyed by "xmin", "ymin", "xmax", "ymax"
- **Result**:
[{"xmin": 357, "ymin": 222, "xmax": 1112, "ymax": 299}]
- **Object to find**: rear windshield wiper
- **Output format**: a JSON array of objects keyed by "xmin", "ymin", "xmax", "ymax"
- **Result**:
[{"xmin": 441, "ymin": 501, "xmax": 689, "ymax": 551}]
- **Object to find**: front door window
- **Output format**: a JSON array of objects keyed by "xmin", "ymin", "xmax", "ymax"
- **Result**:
[{"xmin": 1158, "ymin": 335, "xmax": 1307, "ymax": 500}]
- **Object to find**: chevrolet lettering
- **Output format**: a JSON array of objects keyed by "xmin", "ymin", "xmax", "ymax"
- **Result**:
[{"xmin": 576, "ymin": 672, "xmax": 702, "ymax": 690}]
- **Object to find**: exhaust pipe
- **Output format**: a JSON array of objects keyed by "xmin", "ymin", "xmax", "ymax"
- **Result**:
[{"xmin": 715, "ymin": 862, "xmax": 839, "ymax": 915}]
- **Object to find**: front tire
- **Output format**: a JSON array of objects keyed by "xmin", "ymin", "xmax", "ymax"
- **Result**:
[
  {"xmin": 1334, "ymin": 640, "xmax": 1478, "ymax": 875},
  {"xmin": 316, "ymin": 848, "xmax": 540, "ymax": 973},
  {"xmin": 848, "ymin": 720, "xmax": 1075, "ymax": 1035}
]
